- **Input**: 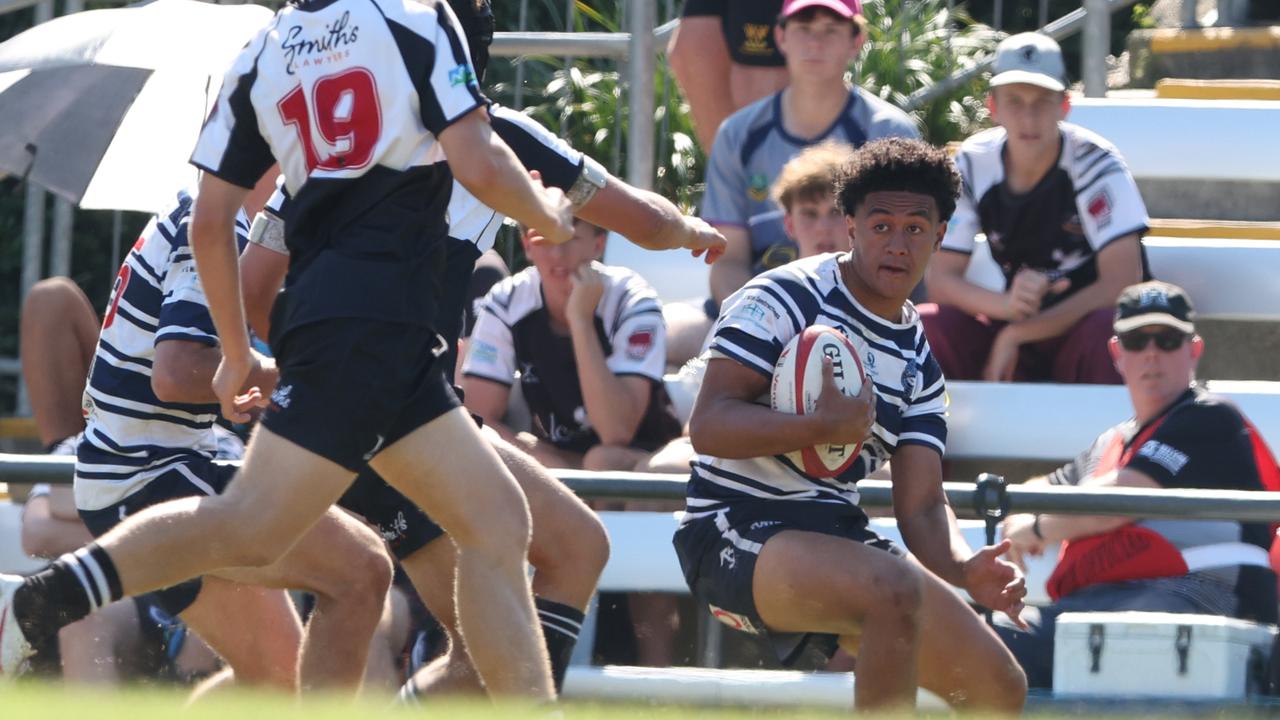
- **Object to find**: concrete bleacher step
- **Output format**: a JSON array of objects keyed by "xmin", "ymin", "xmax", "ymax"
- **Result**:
[{"xmin": 1128, "ymin": 26, "xmax": 1280, "ymax": 87}]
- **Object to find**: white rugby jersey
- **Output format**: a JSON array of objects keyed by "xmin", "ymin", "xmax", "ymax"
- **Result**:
[
  {"xmin": 682, "ymin": 253, "xmax": 947, "ymax": 520},
  {"xmin": 463, "ymin": 265, "xmax": 680, "ymax": 453},
  {"xmin": 191, "ymin": 0, "xmax": 484, "ymax": 197},
  {"xmin": 258, "ymin": 103, "xmax": 584, "ymax": 256},
  {"xmin": 943, "ymin": 122, "xmax": 1149, "ymax": 300},
  {"xmin": 76, "ymin": 190, "xmax": 251, "ymax": 512}
]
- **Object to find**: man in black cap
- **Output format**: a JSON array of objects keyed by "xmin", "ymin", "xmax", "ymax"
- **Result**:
[{"xmin": 995, "ymin": 280, "xmax": 1280, "ymax": 688}]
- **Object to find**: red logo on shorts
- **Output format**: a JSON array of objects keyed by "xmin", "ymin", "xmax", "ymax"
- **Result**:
[{"xmin": 709, "ymin": 604, "xmax": 760, "ymax": 635}]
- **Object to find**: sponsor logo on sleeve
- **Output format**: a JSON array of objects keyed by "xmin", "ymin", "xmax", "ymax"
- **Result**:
[
  {"xmin": 900, "ymin": 358, "xmax": 918, "ymax": 395},
  {"xmin": 1136, "ymin": 440, "xmax": 1189, "ymax": 475},
  {"xmin": 626, "ymin": 325, "xmax": 657, "ymax": 361},
  {"xmin": 448, "ymin": 64, "xmax": 477, "ymax": 87},
  {"xmin": 471, "ymin": 340, "xmax": 499, "ymax": 366},
  {"xmin": 1086, "ymin": 188, "xmax": 1113, "ymax": 229}
]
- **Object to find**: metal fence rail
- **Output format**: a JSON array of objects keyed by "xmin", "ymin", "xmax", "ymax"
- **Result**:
[{"xmin": 5, "ymin": 455, "xmax": 1280, "ymax": 522}]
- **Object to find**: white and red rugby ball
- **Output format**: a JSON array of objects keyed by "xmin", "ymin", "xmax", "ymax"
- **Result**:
[{"xmin": 770, "ymin": 324, "xmax": 867, "ymax": 478}]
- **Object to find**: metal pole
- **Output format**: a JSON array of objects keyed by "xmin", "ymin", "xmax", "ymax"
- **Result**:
[
  {"xmin": 50, "ymin": 0, "xmax": 82, "ymax": 280},
  {"xmin": 626, "ymin": 0, "xmax": 655, "ymax": 190},
  {"xmin": 49, "ymin": 199, "xmax": 73, "ymax": 278},
  {"xmin": 1082, "ymin": 0, "xmax": 1110, "ymax": 97},
  {"xmin": 512, "ymin": 0, "xmax": 529, "ymax": 110}
]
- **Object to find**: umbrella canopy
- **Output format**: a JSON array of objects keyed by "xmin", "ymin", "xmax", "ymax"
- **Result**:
[{"xmin": 0, "ymin": 0, "xmax": 273, "ymax": 212}]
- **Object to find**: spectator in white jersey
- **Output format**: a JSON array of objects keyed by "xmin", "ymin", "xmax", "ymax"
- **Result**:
[
  {"xmin": 920, "ymin": 33, "xmax": 1148, "ymax": 383},
  {"xmin": 462, "ymin": 219, "xmax": 683, "ymax": 472},
  {"xmin": 674, "ymin": 138, "xmax": 1028, "ymax": 712},
  {"xmin": 666, "ymin": 0, "xmax": 919, "ymax": 366}
]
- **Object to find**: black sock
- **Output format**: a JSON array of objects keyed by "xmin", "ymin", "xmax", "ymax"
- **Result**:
[
  {"xmin": 536, "ymin": 597, "xmax": 585, "ymax": 694},
  {"xmin": 14, "ymin": 543, "xmax": 124, "ymax": 643}
]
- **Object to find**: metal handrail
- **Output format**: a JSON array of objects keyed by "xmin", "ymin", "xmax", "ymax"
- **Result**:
[{"xmin": 5, "ymin": 455, "xmax": 1280, "ymax": 522}]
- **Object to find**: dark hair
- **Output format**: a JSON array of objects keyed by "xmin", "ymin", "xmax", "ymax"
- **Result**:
[
  {"xmin": 448, "ymin": 0, "xmax": 494, "ymax": 83},
  {"xmin": 834, "ymin": 137, "xmax": 960, "ymax": 221}
]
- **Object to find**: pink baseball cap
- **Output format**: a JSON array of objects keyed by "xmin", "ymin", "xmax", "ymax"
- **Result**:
[{"xmin": 780, "ymin": 0, "xmax": 862, "ymax": 20}]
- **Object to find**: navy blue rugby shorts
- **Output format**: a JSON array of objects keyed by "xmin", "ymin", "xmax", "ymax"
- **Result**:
[
  {"xmin": 672, "ymin": 498, "xmax": 904, "ymax": 666},
  {"xmin": 339, "ymin": 469, "xmax": 444, "ymax": 560},
  {"xmin": 261, "ymin": 319, "xmax": 459, "ymax": 472}
]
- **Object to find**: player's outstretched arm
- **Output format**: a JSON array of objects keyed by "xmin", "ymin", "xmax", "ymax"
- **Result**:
[
  {"xmin": 440, "ymin": 106, "xmax": 573, "ymax": 244},
  {"xmin": 892, "ymin": 444, "xmax": 1027, "ymax": 626},
  {"xmin": 689, "ymin": 356, "xmax": 872, "ymax": 459},
  {"xmin": 575, "ymin": 180, "xmax": 726, "ymax": 263}
]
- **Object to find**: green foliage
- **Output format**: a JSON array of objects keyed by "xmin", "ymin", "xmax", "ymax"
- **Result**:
[{"xmin": 857, "ymin": 0, "xmax": 1001, "ymax": 143}]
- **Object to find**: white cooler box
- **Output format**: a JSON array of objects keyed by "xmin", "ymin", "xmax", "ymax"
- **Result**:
[{"xmin": 1054, "ymin": 612, "xmax": 1277, "ymax": 699}]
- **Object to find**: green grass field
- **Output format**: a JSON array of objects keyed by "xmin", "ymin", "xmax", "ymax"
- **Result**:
[
  {"xmin": 3, "ymin": 682, "xmax": 1270, "ymax": 719},
  {"xmin": 0, "ymin": 683, "xmax": 877, "ymax": 720}
]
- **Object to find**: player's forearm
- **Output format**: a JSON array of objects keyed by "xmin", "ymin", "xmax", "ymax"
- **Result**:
[
  {"xmin": 190, "ymin": 214, "xmax": 252, "ymax": 363},
  {"xmin": 577, "ymin": 182, "xmax": 682, "ymax": 251},
  {"xmin": 689, "ymin": 396, "xmax": 829, "ymax": 458},
  {"xmin": 897, "ymin": 499, "xmax": 969, "ymax": 587},
  {"xmin": 568, "ymin": 315, "xmax": 644, "ymax": 445}
]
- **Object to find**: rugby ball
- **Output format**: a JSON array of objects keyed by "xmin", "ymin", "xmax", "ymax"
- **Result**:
[{"xmin": 770, "ymin": 325, "xmax": 867, "ymax": 477}]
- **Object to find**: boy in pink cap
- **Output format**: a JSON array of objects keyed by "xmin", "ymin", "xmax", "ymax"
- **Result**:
[{"xmin": 666, "ymin": 0, "xmax": 921, "ymax": 366}]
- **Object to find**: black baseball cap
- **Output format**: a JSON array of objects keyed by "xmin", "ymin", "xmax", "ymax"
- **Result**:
[{"xmin": 1114, "ymin": 281, "xmax": 1195, "ymax": 335}]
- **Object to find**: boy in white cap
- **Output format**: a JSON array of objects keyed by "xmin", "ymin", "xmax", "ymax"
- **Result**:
[{"xmin": 920, "ymin": 33, "xmax": 1149, "ymax": 384}]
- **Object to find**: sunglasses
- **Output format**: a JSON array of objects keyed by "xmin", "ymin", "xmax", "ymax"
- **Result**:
[{"xmin": 1117, "ymin": 330, "xmax": 1191, "ymax": 352}]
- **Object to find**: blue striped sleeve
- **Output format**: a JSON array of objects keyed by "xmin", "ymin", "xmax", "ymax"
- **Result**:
[
  {"xmin": 709, "ymin": 283, "xmax": 798, "ymax": 375},
  {"xmin": 898, "ymin": 412, "xmax": 946, "ymax": 455},
  {"xmin": 157, "ymin": 299, "xmax": 217, "ymax": 346}
]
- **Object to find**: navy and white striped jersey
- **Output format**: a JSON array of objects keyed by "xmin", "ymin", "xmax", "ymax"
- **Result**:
[
  {"xmin": 683, "ymin": 253, "xmax": 947, "ymax": 520},
  {"xmin": 943, "ymin": 122, "xmax": 1149, "ymax": 304},
  {"xmin": 75, "ymin": 191, "xmax": 251, "ymax": 512}
]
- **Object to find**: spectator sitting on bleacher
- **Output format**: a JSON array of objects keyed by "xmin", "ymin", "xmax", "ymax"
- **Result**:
[
  {"xmin": 664, "ymin": 0, "xmax": 919, "ymax": 367},
  {"xmin": 17, "ymin": 278, "xmax": 221, "ymax": 685},
  {"xmin": 996, "ymin": 280, "xmax": 1280, "ymax": 689},
  {"xmin": 921, "ymin": 33, "xmax": 1147, "ymax": 383},
  {"xmin": 461, "ymin": 219, "xmax": 683, "ymax": 472}
]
